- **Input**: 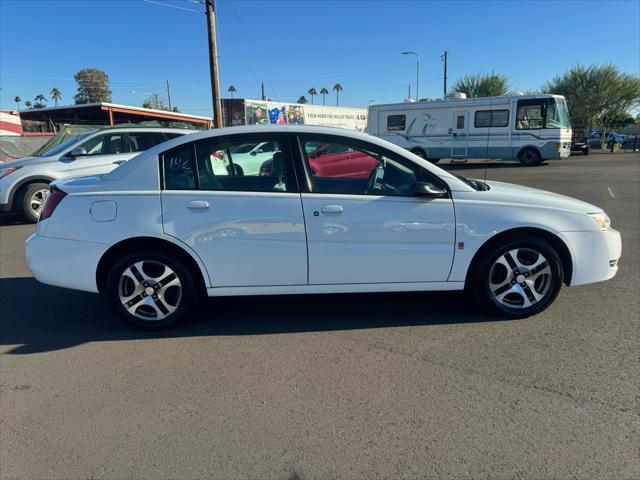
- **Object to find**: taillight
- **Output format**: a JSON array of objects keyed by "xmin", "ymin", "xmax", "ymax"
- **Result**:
[{"xmin": 39, "ymin": 187, "xmax": 67, "ymax": 221}]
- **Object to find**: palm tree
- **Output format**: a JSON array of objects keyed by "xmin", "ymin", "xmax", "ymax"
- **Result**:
[
  {"xmin": 228, "ymin": 85, "xmax": 237, "ymax": 99},
  {"xmin": 307, "ymin": 87, "xmax": 317, "ymax": 105},
  {"xmin": 14, "ymin": 96, "xmax": 21, "ymax": 110},
  {"xmin": 297, "ymin": 96, "xmax": 308, "ymax": 104},
  {"xmin": 50, "ymin": 87, "xmax": 62, "ymax": 107},
  {"xmin": 320, "ymin": 87, "xmax": 329, "ymax": 106},
  {"xmin": 34, "ymin": 94, "xmax": 47, "ymax": 108},
  {"xmin": 24, "ymin": 100, "xmax": 32, "ymax": 109},
  {"xmin": 333, "ymin": 83, "xmax": 343, "ymax": 106}
]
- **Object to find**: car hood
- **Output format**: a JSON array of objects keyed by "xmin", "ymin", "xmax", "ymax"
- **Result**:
[
  {"xmin": 0, "ymin": 156, "xmax": 55, "ymax": 168},
  {"xmin": 478, "ymin": 180, "xmax": 601, "ymax": 214}
]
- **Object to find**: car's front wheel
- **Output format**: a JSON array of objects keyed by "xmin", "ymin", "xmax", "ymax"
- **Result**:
[
  {"xmin": 471, "ymin": 236, "xmax": 563, "ymax": 317},
  {"xmin": 106, "ymin": 251, "xmax": 197, "ymax": 328},
  {"xmin": 18, "ymin": 182, "xmax": 49, "ymax": 223}
]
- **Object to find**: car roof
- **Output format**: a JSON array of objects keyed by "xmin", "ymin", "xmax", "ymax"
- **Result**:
[{"xmin": 92, "ymin": 126, "xmax": 198, "ymax": 133}]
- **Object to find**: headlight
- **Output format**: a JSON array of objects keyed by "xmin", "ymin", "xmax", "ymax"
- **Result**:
[
  {"xmin": 0, "ymin": 166, "xmax": 22, "ymax": 179},
  {"xmin": 588, "ymin": 212, "xmax": 611, "ymax": 230}
]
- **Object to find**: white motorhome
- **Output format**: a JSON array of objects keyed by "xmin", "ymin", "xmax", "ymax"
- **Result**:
[{"xmin": 366, "ymin": 93, "xmax": 572, "ymax": 165}]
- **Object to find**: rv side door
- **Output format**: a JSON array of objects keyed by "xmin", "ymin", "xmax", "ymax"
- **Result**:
[{"xmin": 450, "ymin": 111, "xmax": 469, "ymax": 158}]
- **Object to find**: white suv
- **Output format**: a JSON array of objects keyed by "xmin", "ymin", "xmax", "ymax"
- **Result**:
[{"xmin": 0, "ymin": 127, "xmax": 195, "ymax": 222}]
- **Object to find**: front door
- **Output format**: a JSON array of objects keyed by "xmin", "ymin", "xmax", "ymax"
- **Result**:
[
  {"xmin": 65, "ymin": 131, "xmax": 135, "ymax": 178},
  {"xmin": 296, "ymin": 135, "xmax": 455, "ymax": 285},
  {"xmin": 450, "ymin": 111, "xmax": 469, "ymax": 158},
  {"xmin": 161, "ymin": 134, "xmax": 307, "ymax": 287}
]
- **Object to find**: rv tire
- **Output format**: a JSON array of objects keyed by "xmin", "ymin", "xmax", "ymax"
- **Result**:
[{"xmin": 518, "ymin": 148, "xmax": 542, "ymax": 166}]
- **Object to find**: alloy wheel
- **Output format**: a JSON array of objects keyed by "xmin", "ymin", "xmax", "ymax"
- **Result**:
[
  {"xmin": 118, "ymin": 260, "xmax": 182, "ymax": 321},
  {"xmin": 488, "ymin": 248, "xmax": 552, "ymax": 309},
  {"xmin": 29, "ymin": 188, "xmax": 49, "ymax": 217}
]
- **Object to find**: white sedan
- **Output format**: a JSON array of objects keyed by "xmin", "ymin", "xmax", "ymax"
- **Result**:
[{"xmin": 26, "ymin": 125, "xmax": 621, "ymax": 328}]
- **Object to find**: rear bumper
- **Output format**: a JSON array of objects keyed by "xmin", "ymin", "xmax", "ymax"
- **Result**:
[
  {"xmin": 559, "ymin": 229, "xmax": 622, "ymax": 286},
  {"xmin": 25, "ymin": 233, "xmax": 106, "ymax": 293}
]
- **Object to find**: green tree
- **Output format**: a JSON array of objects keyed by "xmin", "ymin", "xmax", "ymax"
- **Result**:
[
  {"xmin": 308, "ymin": 87, "xmax": 317, "ymax": 105},
  {"xmin": 228, "ymin": 85, "xmax": 237, "ymax": 99},
  {"xmin": 543, "ymin": 64, "xmax": 640, "ymax": 132},
  {"xmin": 24, "ymin": 100, "xmax": 32, "ymax": 109},
  {"xmin": 333, "ymin": 83, "xmax": 343, "ymax": 106},
  {"xmin": 14, "ymin": 96, "xmax": 21, "ymax": 110},
  {"xmin": 320, "ymin": 87, "xmax": 329, "ymax": 105},
  {"xmin": 297, "ymin": 96, "xmax": 308, "ymax": 104},
  {"xmin": 50, "ymin": 87, "xmax": 62, "ymax": 107},
  {"xmin": 33, "ymin": 94, "xmax": 47, "ymax": 108},
  {"xmin": 451, "ymin": 73, "xmax": 510, "ymax": 98},
  {"xmin": 74, "ymin": 68, "xmax": 112, "ymax": 104}
]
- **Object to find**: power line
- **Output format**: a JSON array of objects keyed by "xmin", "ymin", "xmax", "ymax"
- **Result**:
[{"xmin": 143, "ymin": 0, "xmax": 202, "ymax": 14}]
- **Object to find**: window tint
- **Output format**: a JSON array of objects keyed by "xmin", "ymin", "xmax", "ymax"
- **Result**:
[
  {"xmin": 474, "ymin": 109, "xmax": 510, "ymax": 128},
  {"xmin": 387, "ymin": 115, "xmax": 406, "ymax": 131},
  {"xmin": 301, "ymin": 138, "xmax": 423, "ymax": 196},
  {"xmin": 195, "ymin": 137, "xmax": 288, "ymax": 193},
  {"xmin": 129, "ymin": 132, "xmax": 181, "ymax": 152},
  {"xmin": 164, "ymin": 145, "xmax": 196, "ymax": 190},
  {"xmin": 516, "ymin": 100, "xmax": 546, "ymax": 129},
  {"xmin": 474, "ymin": 110, "xmax": 491, "ymax": 128},
  {"xmin": 79, "ymin": 133, "xmax": 127, "ymax": 156},
  {"xmin": 456, "ymin": 115, "xmax": 465, "ymax": 129}
]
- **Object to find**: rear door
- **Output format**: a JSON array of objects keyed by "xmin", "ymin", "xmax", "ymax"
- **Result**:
[{"xmin": 160, "ymin": 133, "xmax": 307, "ymax": 287}]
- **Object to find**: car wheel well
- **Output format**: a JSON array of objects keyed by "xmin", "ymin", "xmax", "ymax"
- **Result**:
[
  {"xmin": 12, "ymin": 178, "xmax": 53, "ymax": 206},
  {"xmin": 465, "ymin": 227, "xmax": 573, "ymax": 286},
  {"xmin": 410, "ymin": 147, "xmax": 426, "ymax": 157},
  {"xmin": 96, "ymin": 237, "xmax": 207, "ymax": 294}
]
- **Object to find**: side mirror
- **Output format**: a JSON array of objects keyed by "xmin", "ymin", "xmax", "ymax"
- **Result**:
[
  {"xmin": 413, "ymin": 182, "xmax": 448, "ymax": 198},
  {"xmin": 70, "ymin": 146, "xmax": 87, "ymax": 157}
]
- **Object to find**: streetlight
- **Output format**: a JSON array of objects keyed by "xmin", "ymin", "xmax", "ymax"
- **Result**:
[{"xmin": 401, "ymin": 51, "xmax": 419, "ymax": 101}]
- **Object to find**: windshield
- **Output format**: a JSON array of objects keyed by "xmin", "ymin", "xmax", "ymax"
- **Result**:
[
  {"xmin": 546, "ymin": 98, "xmax": 571, "ymax": 129},
  {"xmin": 40, "ymin": 132, "xmax": 93, "ymax": 157}
]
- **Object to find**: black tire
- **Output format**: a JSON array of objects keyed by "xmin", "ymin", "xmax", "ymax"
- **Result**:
[
  {"xmin": 518, "ymin": 148, "xmax": 542, "ymax": 166},
  {"xmin": 106, "ymin": 250, "xmax": 198, "ymax": 329},
  {"xmin": 17, "ymin": 182, "xmax": 49, "ymax": 223},
  {"xmin": 582, "ymin": 148, "xmax": 589, "ymax": 156},
  {"xmin": 470, "ymin": 235, "xmax": 563, "ymax": 318}
]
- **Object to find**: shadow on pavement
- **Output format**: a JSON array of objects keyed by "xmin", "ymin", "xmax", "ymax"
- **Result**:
[{"xmin": 0, "ymin": 277, "xmax": 508, "ymax": 355}]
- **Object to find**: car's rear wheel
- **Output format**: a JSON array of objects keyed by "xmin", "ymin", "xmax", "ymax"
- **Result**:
[
  {"xmin": 106, "ymin": 250, "xmax": 197, "ymax": 328},
  {"xmin": 471, "ymin": 236, "xmax": 563, "ymax": 317},
  {"xmin": 18, "ymin": 182, "xmax": 49, "ymax": 223},
  {"xmin": 518, "ymin": 148, "xmax": 542, "ymax": 166}
]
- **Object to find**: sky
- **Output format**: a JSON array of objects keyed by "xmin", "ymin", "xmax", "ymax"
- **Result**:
[{"xmin": 1, "ymin": 0, "xmax": 638, "ymax": 117}]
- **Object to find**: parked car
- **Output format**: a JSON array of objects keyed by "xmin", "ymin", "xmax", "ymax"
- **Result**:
[
  {"xmin": 0, "ymin": 127, "xmax": 195, "ymax": 222},
  {"xmin": 570, "ymin": 139, "xmax": 590, "ymax": 155},
  {"xmin": 26, "ymin": 125, "xmax": 621, "ymax": 328}
]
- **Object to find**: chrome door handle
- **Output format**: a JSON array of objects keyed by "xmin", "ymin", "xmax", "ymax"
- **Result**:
[
  {"xmin": 187, "ymin": 200, "xmax": 210, "ymax": 210},
  {"xmin": 320, "ymin": 204, "xmax": 343, "ymax": 214}
]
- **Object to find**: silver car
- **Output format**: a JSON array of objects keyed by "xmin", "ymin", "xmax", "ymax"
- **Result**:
[{"xmin": 0, "ymin": 127, "xmax": 195, "ymax": 222}]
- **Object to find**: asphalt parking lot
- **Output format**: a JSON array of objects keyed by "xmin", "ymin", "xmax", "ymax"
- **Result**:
[{"xmin": 1, "ymin": 152, "xmax": 638, "ymax": 479}]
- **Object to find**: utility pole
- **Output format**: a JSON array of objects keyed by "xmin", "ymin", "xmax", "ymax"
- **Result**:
[
  {"xmin": 205, "ymin": 0, "xmax": 222, "ymax": 128},
  {"xmin": 441, "ymin": 50, "xmax": 448, "ymax": 98},
  {"xmin": 408, "ymin": 84, "xmax": 411, "ymax": 101},
  {"xmin": 166, "ymin": 80, "xmax": 172, "ymax": 111},
  {"xmin": 261, "ymin": 82, "xmax": 265, "ymax": 101}
]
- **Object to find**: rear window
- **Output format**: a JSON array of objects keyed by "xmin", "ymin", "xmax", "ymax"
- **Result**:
[
  {"xmin": 163, "ymin": 145, "xmax": 196, "ymax": 190},
  {"xmin": 130, "ymin": 132, "xmax": 183, "ymax": 152},
  {"xmin": 387, "ymin": 115, "xmax": 406, "ymax": 131}
]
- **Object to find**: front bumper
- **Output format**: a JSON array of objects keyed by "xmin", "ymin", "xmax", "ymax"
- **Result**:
[
  {"xmin": 559, "ymin": 229, "xmax": 622, "ymax": 286},
  {"xmin": 25, "ymin": 233, "xmax": 106, "ymax": 293}
]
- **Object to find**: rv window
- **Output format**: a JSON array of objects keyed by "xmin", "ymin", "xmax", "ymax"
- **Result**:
[
  {"xmin": 475, "ymin": 111, "xmax": 492, "ymax": 128},
  {"xmin": 387, "ymin": 115, "xmax": 406, "ymax": 131},
  {"xmin": 474, "ymin": 110, "xmax": 509, "ymax": 128},
  {"xmin": 516, "ymin": 100, "xmax": 546, "ymax": 129},
  {"xmin": 456, "ymin": 116, "xmax": 465, "ymax": 129},
  {"xmin": 492, "ymin": 110, "xmax": 509, "ymax": 127}
]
